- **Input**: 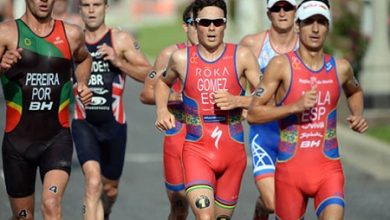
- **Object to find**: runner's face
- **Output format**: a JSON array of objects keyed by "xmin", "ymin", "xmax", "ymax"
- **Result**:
[
  {"xmin": 26, "ymin": 0, "xmax": 55, "ymax": 20},
  {"xmin": 268, "ymin": 2, "xmax": 296, "ymax": 32},
  {"xmin": 195, "ymin": 6, "xmax": 226, "ymax": 49},
  {"xmin": 298, "ymin": 15, "xmax": 329, "ymax": 51},
  {"xmin": 80, "ymin": 0, "xmax": 107, "ymax": 30}
]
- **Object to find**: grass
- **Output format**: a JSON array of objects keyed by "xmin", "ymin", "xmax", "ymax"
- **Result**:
[
  {"xmin": 135, "ymin": 21, "xmax": 186, "ymax": 59},
  {"xmin": 366, "ymin": 125, "xmax": 390, "ymax": 144}
]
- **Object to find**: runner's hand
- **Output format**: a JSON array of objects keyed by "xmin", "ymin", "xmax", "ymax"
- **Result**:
[
  {"xmin": 347, "ymin": 115, "xmax": 368, "ymax": 133},
  {"xmin": 155, "ymin": 110, "xmax": 175, "ymax": 131},
  {"xmin": 97, "ymin": 43, "xmax": 120, "ymax": 66},
  {"xmin": 0, "ymin": 48, "xmax": 23, "ymax": 72},
  {"xmin": 77, "ymin": 83, "xmax": 93, "ymax": 106},
  {"xmin": 214, "ymin": 90, "xmax": 237, "ymax": 110},
  {"xmin": 294, "ymin": 85, "xmax": 317, "ymax": 113}
]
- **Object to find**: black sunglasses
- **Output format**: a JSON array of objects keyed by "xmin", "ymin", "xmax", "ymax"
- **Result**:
[
  {"xmin": 269, "ymin": 4, "xmax": 295, "ymax": 13},
  {"xmin": 195, "ymin": 18, "xmax": 227, "ymax": 27},
  {"xmin": 185, "ymin": 17, "xmax": 194, "ymax": 25}
]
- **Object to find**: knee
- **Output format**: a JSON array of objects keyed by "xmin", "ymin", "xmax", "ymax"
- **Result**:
[
  {"xmin": 85, "ymin": 176, "xmax": 103, "ymax": 197},
  {"xmin": 13, "ymin": 209, "xmax": 34, "ymax": 220},
  {"xmin": 41, "ymin": 196, "xmax": 61, "ymax": 215},
  {"xmin": 195, "ymin": 213, "xmax": 214, "ymax": 220},
  {"xmin": 103, "ymin": 183, "xmax": 118, "ymax": 199}
]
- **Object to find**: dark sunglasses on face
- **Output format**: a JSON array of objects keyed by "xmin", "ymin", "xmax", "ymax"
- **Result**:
[
  {"xmin": 269, "ymin": 4, "xmax": 295, "ymax": 13},
  {"xmin": 185, "ymin": 17, "xmax": 194, "ymax": 25},
  {"xmin": 195, "ymin": 17, "xmax": 227, "ymax": 27}
]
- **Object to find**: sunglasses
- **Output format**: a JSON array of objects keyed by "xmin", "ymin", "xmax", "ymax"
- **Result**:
[
  {"xmin": 195, "ymin": 17, "xmax": 227, "ymax": 27},
  {"xmin": 269, "ymin": 4, "xmax": 295, "ymax": 13},
  {"xmin": 185, "ymin": 17, "xmax": 194, "ymax": 26}
]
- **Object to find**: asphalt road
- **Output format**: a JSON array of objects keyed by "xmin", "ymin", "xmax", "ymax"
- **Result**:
[{"xmin": 1, "ymin": 81, "xmax": 389, "ymax": 219}]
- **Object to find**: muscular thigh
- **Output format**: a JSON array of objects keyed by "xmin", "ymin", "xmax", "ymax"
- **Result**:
[
  {"xmin": 2, "ymin": 128, "xmax": 72, "ymax": 198},
  {"xmin": 183, "ymin": 142, "xmax": 216, "ymax": 188},
  {"xmin": 214, "ymin": 147, "xmax": 246, "ymax": 209},
  {"xmin": 2, "ymin": 135, "xmax": 37, "ymax": 197},
  {"xmin": 249, "ymin": 122, "xmax": 279, "ymax": 181},
  {"xmin": 100, "ymin": 122, "xmax": 127, "ymax": 180},
  {"xmin": 275, "ymin": 178, "xmax": 307, "ymax": 220},
  {"xmin": 314, "ymin": 170, "xmax": 345, "ymax": 218},
  {"xmin": 39, "ymin": 128, "xmax": 73, "ymax": 179},
  {"xmin": 72, "ymin": 119, "xmax": 100, "ymax": 165}
]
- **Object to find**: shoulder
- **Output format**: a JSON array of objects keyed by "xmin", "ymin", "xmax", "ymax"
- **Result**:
[
  {"xmin": 171, "ymin": 47, "xmax": 187, "ymax": 62},
  {"xmin": 335, "ymin": 57, "xmax": 352, "ymax": 74},
  {"xmin": 110, "ymin": 28, "xmax": 139, "ymax": 51},
  {"xmin": 268, "ymin": 54, "xmax": 290, "ymax": 71},
  {"xmin": 335, "ymin": 57, "xmax": 353, "ymax": 82},
  {"xmin": 0, "ymin": 20, "xmax": 17, "ymax": 36},
  {"xmin": 0, "ymin": 19, "xmax": 16, "ymax": 31},
  {"xmin": 236, "ymin": 44, "xmax": 255, "ymax": 58},
  {"xmin": 160, "ymin": 44, "xmax": 179, "ymax": 58},
  {"xmin": 111, "ymin": 28, "xmax": 135, "ymax": 44},
  {"xmin": 156, "ymin": 44, "xmax": 179, "ymax": 61},
  {"xmin": 239, "ymin": 31, "xmax": 266, "ymax": 49},
  {"xmin": 63, "ymin": 22, "xmax": 84, "ymax": 42},
  {"xmin": 0, "ymin": 20, "xmax": 18, "ymax": 46}
]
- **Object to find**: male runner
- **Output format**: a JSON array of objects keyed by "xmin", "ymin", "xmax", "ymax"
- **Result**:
[
  {"xmin": 73, "ymin": 0, "xmax": 151, "ymax": 219},
  {"xmin": 139, "ymin": 2, "xmax": 198, "ymax": 219},
  {"xmin": 247, "ymin": 0, "xmax": 368, "ymax": 219},
  {"xmin": 239, "ymin": 0, "xmax": 298, "ymax": 219},
  {"xmin": 155, "ymin": 0, "xmax": 260, "ymax": 219},
  {"xmin": 0, "ymin": 0, "xmax": 92, "ymax": 219}
]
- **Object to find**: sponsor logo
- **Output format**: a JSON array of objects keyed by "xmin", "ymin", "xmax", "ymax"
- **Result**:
[
  {"xmin": 53, "ymin": 36, "xmax": 64, "ymax": 45},
  {"xmin": 90, "ymin": 96, "xmax": 107, "ymax": 106}
]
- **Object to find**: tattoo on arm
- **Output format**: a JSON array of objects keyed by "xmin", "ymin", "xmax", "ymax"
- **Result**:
[
  {"xmin": 253, "ymin": 87, "xmax": 265, "ymax": 97},
  {"xmin": 148, "ymin": 70, "xmax": 157, "ymax": 79},
  {"xmin": 133, "ymin": 41, "xmax": 141, "ymax": 50}
]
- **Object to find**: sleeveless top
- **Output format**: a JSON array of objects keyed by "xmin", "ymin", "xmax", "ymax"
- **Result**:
[
  {"xmin": 278, "ymin": 51, "xmax": 341, "ymax": 163},
  {"xmin": 257, "ymin": 30, "xmax": 299, "ymax": 73},
  {"xmin": 74, "ymin": 29, "xmax": 126, "ymax": 125},
  {"xmin": 1, "ymin": 19, "xmax": 72, "ymax": 141},
  {"xmin": 183, "ymin": 44, "xmax": 245, "ymax": 143}
]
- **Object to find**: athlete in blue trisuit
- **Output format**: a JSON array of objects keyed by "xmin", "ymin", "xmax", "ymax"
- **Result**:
[
  {"xmin": 239, "ymin": 0, "xmax": 298, "ymax": 219},
  {"xmin": 73, "ymin": 0, "xmax": 151, "ymax": 220},
  {"xmin": 0, "ymin": 0, "xmax": 92, "ymax": 219}
]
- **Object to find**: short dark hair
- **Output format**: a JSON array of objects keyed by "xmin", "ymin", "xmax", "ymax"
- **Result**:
[
  {"xmin": 182, "ymin": 2, "xmax": 194, "ymax": 23},
  {"xmin": 192, "ymin": 0, "xmax": 227, "ymax": 19}
]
